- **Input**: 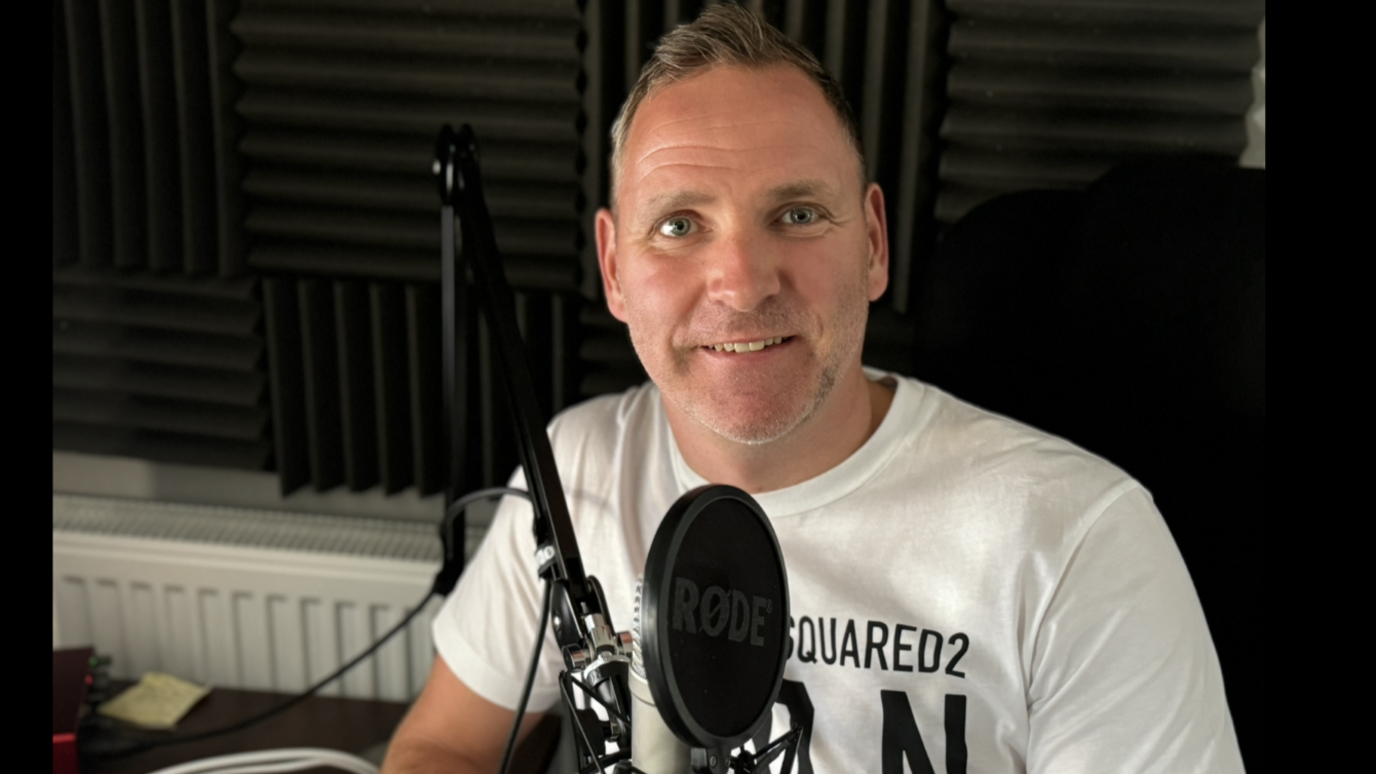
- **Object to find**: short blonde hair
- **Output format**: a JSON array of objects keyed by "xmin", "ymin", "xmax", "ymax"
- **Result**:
[{"xmin": 608, "ymin": 4, "xmax": 865, "ymax": 208}]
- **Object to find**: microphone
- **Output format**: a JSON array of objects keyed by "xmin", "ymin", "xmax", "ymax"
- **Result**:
[
  {"xmin": 628, "ymin": 578, "xmax": 691, "ymax": 774},
  {"xmin": 632, "ymin": 485, "xmax": 792, "ymax": 774}
]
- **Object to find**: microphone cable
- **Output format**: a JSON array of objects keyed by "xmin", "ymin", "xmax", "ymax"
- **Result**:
[
  {"xmin": 498, "ymin": 577, "xmax": 553, "ymax": 774},
  {"xmin": 125, "ymin": 588, "xmax": 436, "ymax": 756},
  {"xmin": 80, "ymin": 487, "xmax": 531, "ymax": 761}
]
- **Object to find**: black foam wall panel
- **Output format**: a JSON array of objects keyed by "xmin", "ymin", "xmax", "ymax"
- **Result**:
[{"xmin": 54, "ymin": 0, "xmax": 1263, "ymax": 504}]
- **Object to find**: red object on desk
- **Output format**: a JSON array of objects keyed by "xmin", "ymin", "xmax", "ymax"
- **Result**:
[{"xmin": 53, "ymin": 647, "xmax": 94, "ymax": 774}]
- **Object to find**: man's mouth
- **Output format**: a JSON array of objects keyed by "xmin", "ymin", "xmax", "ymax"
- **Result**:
[{"xmin": 705, "ymin": 336, "xmax": 789, "ymax": 353}]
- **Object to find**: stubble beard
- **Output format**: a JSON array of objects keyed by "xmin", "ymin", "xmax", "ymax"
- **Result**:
[
  {"xmin": 692, "ymin": 359, "xmax": 841, "ymax": 446},
  {"xmin": 625, "ymin": 272, "xmax": 871, "ymax": 448}
]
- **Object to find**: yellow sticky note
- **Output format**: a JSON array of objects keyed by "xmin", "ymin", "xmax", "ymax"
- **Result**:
[{"xmin": 97, "ymin": 672, "xmax": 212, "ymax": 730}]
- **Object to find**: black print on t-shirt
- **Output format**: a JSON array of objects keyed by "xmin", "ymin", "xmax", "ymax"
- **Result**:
[
  {"xmin": 787, "ymin": 616, "xmax": 969, "ymax": 678},
  {"xmin": 759, "ymin": 679, "xmax": 968, "ymax": 774}
]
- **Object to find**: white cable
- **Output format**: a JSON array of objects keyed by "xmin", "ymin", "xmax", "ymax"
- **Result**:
[
  {"xmin": 174, "ymin": 757, "xmax": 375, "ymax": 774},
  {"xmin": 144, "ymin": 747, "xmax": 379, "ymax": 774},
  {"xmin": 144, "ymin": 748, "xmax": 375, "ymax": 774},
  {"xmin": 176, "ymin": 758, "xmax": 373, "ymax": 774}
]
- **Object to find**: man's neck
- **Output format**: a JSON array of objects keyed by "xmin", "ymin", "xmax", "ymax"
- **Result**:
[{"xmin": 666, "ymin": 369, "xmax": 895, "ymax": 494}]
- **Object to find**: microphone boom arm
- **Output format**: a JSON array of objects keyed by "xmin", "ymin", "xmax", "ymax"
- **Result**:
[{"xmin": 435, "ymin": 124, "xmax": 602, "ymax": 635}]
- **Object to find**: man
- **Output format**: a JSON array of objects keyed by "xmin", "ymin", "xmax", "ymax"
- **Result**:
[{"xmin": 384, "ymin": 6, "xmax": 1242, "ymax": 773}]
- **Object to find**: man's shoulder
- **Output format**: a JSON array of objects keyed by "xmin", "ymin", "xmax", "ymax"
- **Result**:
[
  {"xmin": 886, "ymin": 372, "xmax": 1137, "ymax": 493},
  {"xmin": 876, "ymin": 374, "xmax": 1153, "ymax": 566}
]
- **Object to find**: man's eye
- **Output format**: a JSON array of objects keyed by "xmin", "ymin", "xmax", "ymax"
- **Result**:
[
  {"xmin": 782, "ymin": 207, "xmax": 818, "ymax": 225},
  {"xmin": 658, "ymin": 217, "xmax": 694, "ymax": 237}
]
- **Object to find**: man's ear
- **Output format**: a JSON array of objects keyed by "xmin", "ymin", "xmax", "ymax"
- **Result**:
[
  {"xmin": 864, "ymin": 183, "xmax": 890, "ymax": 301},
  {"xmin": 595, "ymin": 207, "xmax": 628, "ymax": 321}
]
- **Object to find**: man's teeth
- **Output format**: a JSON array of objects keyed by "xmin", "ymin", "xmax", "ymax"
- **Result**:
[{"xmin": 711, "ymin": 336, "xmax": 785, "ymax": 353}]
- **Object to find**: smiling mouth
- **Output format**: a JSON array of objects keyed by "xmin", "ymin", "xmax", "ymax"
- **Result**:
[{"xmin": 705, "ymin": 336, "xmax": 789, "ymax": 353}]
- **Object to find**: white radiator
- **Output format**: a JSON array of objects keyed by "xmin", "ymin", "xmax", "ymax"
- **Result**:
[{"xmin": 51, "ymin": 494, "xmax": 472, "ymax": 702}]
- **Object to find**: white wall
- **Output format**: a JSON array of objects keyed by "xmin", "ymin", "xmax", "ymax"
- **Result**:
[{"xmin": 52, "ymin": 450, "xmax": 503, "ymax": 527}]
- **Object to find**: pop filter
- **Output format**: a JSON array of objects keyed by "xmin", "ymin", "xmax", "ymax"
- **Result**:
[{"xmin": 640, "ymin": 485, "xmax": 790, "ymax": 772}]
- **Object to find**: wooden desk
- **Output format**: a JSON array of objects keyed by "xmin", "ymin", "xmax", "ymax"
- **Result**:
[{"xmin": 82, "ymin": 684, "xmax": 560, "ymax": 774}]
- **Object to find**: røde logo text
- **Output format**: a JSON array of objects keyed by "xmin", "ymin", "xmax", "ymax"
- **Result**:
[{"xmin": 672, "ymin": 577, "xmax": 771, "ymax": 646}]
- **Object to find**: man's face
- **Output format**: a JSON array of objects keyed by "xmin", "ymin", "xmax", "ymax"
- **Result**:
[{"xmin": 596, "ymin": 64, "xmax": 888, "ymax": 446}]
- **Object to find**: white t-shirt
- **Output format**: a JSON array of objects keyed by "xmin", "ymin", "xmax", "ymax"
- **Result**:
[{"xmin": 433, "ymin": 374, "xmax": 1243, "ymax": 773}]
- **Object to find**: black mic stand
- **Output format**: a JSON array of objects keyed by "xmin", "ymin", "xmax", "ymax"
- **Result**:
[{"xmin": 435, "ymin": 124, "xmax": 633, "ymax": 766}]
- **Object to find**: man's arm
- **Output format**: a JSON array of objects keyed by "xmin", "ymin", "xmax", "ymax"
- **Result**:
[
  {"xmin": 1025, "ymin": 485, "xmax": 1243, "ymax": 773},
  {"xmin": 381, "ymin": 654, "xmax": 544, "ymax": 774}
]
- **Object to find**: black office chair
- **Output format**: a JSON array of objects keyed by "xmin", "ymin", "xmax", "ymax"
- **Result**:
[{"xmin": 912, "ymin": 160, "xmax": 1265, "ymax": 771}]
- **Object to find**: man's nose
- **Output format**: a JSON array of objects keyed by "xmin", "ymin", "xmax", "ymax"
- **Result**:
[{"xmin": 704, "ymin": 228, "xmax": 781, "ymax": 312}]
